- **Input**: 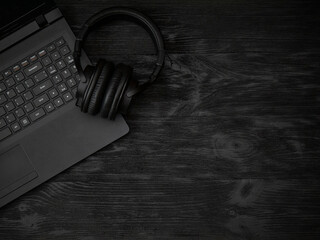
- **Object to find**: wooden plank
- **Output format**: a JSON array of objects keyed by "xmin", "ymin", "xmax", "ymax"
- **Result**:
[
  {"xmin": 24, "ymin": 114, "xmax": 315, "ymax": 180},
  {"xmin": 55, "ymin": 0, "xmax": 320, "ymax": 54},
  {"xmin": 0, "ymin": 179, "xmax": 319, "ymax": 239},
  {"xmin": 88, "ymin": 53, "xmax": 320, "ymax": 118},
  {"xmin": 56, "ymin": 0, "xmax": 319, "ymax": 17}
]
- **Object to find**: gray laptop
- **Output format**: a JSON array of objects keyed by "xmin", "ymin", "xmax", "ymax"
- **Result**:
[{"xmin": 0, "ymin": 0, "xmax": 129, "ymax": 208}]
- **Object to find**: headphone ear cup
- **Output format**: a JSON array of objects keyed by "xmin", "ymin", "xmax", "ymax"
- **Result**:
[
  {"xmin": 87, "ymin": 61, "xmax": 114, "ymax": 115},
  {"xmin": 100, "ymin": 64, "xmax": 132, "ymax": 119},
  {"xmin": 76, "ymin": 65, "xmax": 95, "ymax": 111},
  {"xmin": 81, "ymin": 59, "xmax": 106, "ymax": 113},
  {"xmin": 108, "ymin": 64, "xmax": 133, "ymax": 120}
]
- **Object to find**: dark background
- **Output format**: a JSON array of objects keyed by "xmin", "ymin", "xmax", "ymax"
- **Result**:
[{"xmin": 1, "ymin": 0, "xmax": 320, "ymax": 239}]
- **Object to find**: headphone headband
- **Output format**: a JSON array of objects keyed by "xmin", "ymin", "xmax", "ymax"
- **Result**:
[{"xmin": 73, "ymin": 7, "xmax": 165, "ymax": 96}]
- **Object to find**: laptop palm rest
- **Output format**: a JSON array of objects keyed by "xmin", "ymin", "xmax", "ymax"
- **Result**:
[{"xmin": 0, "ymin": 145, "xmax": 38, "ymax": 199}]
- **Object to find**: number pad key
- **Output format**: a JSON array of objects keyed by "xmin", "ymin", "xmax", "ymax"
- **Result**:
[
  {"xmin": 54, "ymin": 97, "xmax": 64, "ymax": 107},
  {"xmin": 67, "ymin": 78, "xmax": 77, "ymax": 88},
  {"xmin": 61, "ymin": 69, "xmax": 71, "ymax": 79},
  {"xmin": 57, "ymin": 83, "xmax": 67, "ymax": 93},
  {"xmin": 56, "ymin": 60, "xmax": 66, "ymax": 70},
  {"xmin": 51, "ymin": 51, "xmax": 61, "ymax": 61},
  {"xmin": 49, "ymin": 88, "xmax": 58, "ymax": 98},
  {"xmin": 47, "ymin": 65, "xmax": 57, "ymax": 75},
  {"xmin": 52, "ymin": 74, "xmax": 62, "ymax": 84}
]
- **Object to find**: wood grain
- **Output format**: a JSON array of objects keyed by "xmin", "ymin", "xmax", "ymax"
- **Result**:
[
  {"xmin": 1, "ymin": 0, "xmax": 320, "ymax": 239},
  {"xmin": 0, "ymin": 179, "xmax": 319, "ymax": 239}
]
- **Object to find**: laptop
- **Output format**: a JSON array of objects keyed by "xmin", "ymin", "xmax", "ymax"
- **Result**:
[{"xmin": 0, "ymin": 0, "xmax": 129, "ymax": 208}]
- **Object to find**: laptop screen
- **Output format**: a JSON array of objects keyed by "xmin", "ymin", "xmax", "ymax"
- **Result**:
[{"xmin": 0, "ymin": 0, "xmax": 55, "ymax": 38}]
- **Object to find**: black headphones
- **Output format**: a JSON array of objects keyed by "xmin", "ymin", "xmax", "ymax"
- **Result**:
[{"xmin": 73, "ymin": 7, "xmax": 165, "ymax": 120}]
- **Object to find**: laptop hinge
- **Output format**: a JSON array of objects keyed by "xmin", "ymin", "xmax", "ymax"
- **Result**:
[
  {"xmin": 0, "ymin": 8, "xmax": 63, "ymax": 53},
  {"xmin": 35, "ymin": 15, "xmax": 49, "ymax": 28}
]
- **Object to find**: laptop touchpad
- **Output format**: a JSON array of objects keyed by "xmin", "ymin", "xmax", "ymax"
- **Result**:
[{"xmin": 0, "ymin": 145, "xmax": 38, "ymax": 199}]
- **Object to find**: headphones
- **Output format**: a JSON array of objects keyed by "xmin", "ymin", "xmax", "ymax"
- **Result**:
[{"xmin": 73, "ymin": 7, "xmax": 165, "ymax": 120}]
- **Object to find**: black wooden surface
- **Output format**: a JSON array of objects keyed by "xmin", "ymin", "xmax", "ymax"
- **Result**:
[{"xmin": 1, "ymin": 0, "xmax": 320, "ymax": 239}]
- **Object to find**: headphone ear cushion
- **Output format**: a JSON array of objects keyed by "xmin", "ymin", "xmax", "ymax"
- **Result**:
[
  {"xmin": 108, "ymin": 64, "xmax": 132, "ymax": 119},
  {"xmin": 87, "ymin": 61, "xmax": 114, "ymax": 115},
  {"xmin": 81, "ymin": 59, "xmax": 106, "ymax": 113},
  {"xmin": 76, "ymin": 65, "xmax": 95, "ymax": 111},
  {"xmin": 100, "ymin": 64, "xmax": 131, "ymax": 118}
]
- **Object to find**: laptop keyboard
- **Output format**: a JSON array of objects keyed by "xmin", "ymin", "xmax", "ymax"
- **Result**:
[{"xmin": 0, "ymin": 37, "xmax": 80, "ymax": 142}]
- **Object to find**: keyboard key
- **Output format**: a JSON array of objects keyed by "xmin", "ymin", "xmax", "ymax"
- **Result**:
[
  {"xmin": 47, "ymin": 65, "xmax": 57, "ymax": 75},
  {"xmin": 6, "ymin": 89, "xmax": 16, "ymax": 98},
  {"xmin": 56, "ymin": 38, "xmax": 65, "ymax": 46},
  {"xmin": 47, "ymin": 44, "xmax": 56, "ymax": 52},
  {"xmin": 56, "ymin": 60, "xmax": 66, "ymax": 70},
  {"xmin": 0, "ymin": 128, "xmax": 11, "ymax": 141},
  {"xmin": 11, "ymin": 122, "xmax": 21, "ymax": 132},
  {"xmin": 75, "ymin": 74, "xmax": 81, "ymax": 81},
  {"xmin": 25, "ymin": 79, "xmax": 35, "ymax": 88},
  {"xmin": 21, "ymin": 60, "xmax": 29, "ymax": 67},
  {"xmin": 16, "ymin": 84, "xmax": 25, "ymax": 93},
  {"xmin": 24, "ymin": 62, "xmax": 43, "ymax": 76},
  {"xmin": 0, "ymin": 94, "xmax": 7, "ymax": 104},
  {"xmin": 30, "ymin": 55, "xmax": 38, "ymax": 62},
  {"xmin": 4, "ymin": 70, "xmax": 12, "ymax": 77},
  {"xmin": 29, "ymin": 108, "xmax": 45, "ymax": 122},
  {"xmin": 21, "ymin": 117, "xmax": 30, "ymax": 127},
  {"xmin": 0, "ymin": 107, "xmax": 5, "ymax": 117},
  {"xmin": 34, "ymin": 94, "xmax": 49, "ymax": 107},
  {"xmin": 51, "ymin": 51, "xmax": 61, "ymax": 61},
  {"xmin": 34, "ymin": 70, "xmax": 48, "ymax": 82},
  {"xmin": 54, "ymin": 97, "xmax": 64, "ymax": 107},
  {"xmin": 14, "ymin": 72, "xmax": 25, "ymax": 81},
  {"xmin": 24, "ymin": 103, "xmax": 34, "ymax": 113},
  {"xmin": 70, "ymin": 65, "xmax": 78, "ymax": 74},
  {"xmin": 5, "ymin": 78, "xmax": 15, "ymax": 87},
  {"xmin": 63, "ymin": 92, "xmax": 73, "ymax": 102},
  {"xmin": 52, "ymin": 74, "xmax": 62, "ymax": 84},
  {"xmin": 60, "ymin": 45, "xmax": 70, "ymax": 55},
  {"xmin": 15, "ymin": 108, "xmax": 25, "ymax": 118},
  {"xmin": 57, "ymin": 83, "xmax": 67, "ymax": 93},
  {"xmin": 14, "ymin": 96, "xmax": 24, "ymax": 106},
  {"xmin": 49, "ymin": 88, "xmax": 58, "ymax": 98},
  {"xmin": 6, "ymin": 113, "xmax": 15, "ymax": 123},
  {"xmin": 61, "ymin": 69, "xmax": 71, "ymax": 79},
  {"xmin": 0, "ymin": 119, "xmax": 6, "ymax": 128},
  {"xmin": 45, "ymin": 103, "xmax": 55, "ymax": 113},
  {"xmin": 42, "ymin": 56, "xmax": 52, "ymax": 66},
  {"xmin": 66, "ymin": 55, "xmax": 74, "ymax": 64},
  {"xmin": 23, "ymin": 91, "xmax": 33, "ymax": 101},
  {"xmin": 38, "ymin": 49, "xmax": 47, "ymax": 57},
  {"xmin": 0, "ymin": 73, "xmax": 3, "ymax": 81},
  {"xmin": 13, "ymin": 65, "xmax": 20, "ymax": 72},
  {"xmin": 67, "ymin": 78, "xmax": 77, "ymax": 88},
  {"xmin": 33, "ymin": 80, "xmax": 53, "ymax": 95},
  {"xmin": 0, "ymin": 83, "xmax": 6, "ymax": 92},
  {"xmin": 5, "ymin": 102, "xmax": 15, "ymax": 111}
]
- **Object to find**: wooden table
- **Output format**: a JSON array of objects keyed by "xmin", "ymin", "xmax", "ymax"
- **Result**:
[{"xmin": 1, "ymin": 0, "xmax": 320, "ymax": 239}]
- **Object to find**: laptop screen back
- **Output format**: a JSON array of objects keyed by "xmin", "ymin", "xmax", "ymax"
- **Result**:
[{"xmin": 0, "ymin": 0, "xmax": 55, "ymax": 38}]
